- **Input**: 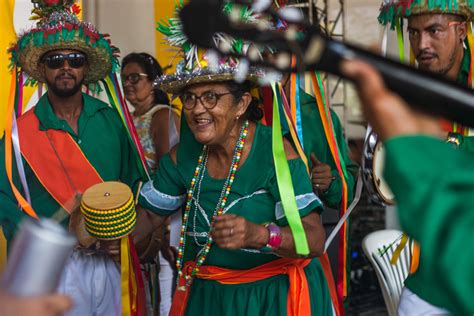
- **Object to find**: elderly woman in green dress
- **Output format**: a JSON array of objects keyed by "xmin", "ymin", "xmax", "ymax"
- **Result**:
[
  {"xmin": 139, "ymin": 75, "xmax": 336, "ymax": 315},
  {"xmin": 138, "ymin": 5, "xmax": 336, "ymax": 314}
]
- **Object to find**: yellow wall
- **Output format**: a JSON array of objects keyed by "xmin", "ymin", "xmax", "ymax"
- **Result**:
[
  {"xmin": 0, "ymin": 0, "xmax": 16, "ymax": 272},
  {"xmin": 0, "ymin": 0, "xmax": 16, "ymax": 136},
  {"xmin": 154, "ymin": 0, "xmax": 183, "ymax": 75}
]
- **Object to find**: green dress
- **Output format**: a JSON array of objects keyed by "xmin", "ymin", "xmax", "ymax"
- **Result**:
[
  {"xmin": 139, "ymin": 123, "xmax": 335, "ymax": 315},
  {"xmin": 384, "ymin": 135, "xmax": 474, "ymax": 316}
]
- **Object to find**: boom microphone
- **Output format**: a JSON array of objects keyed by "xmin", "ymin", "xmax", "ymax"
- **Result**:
[{"xmin": 180, "ymin": 0, "xmax": 474, "ymax": 127}]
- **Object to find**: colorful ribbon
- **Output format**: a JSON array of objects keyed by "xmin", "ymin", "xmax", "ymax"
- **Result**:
[
  {"xmin": 390, "ymin": 233, "xmax": 409, "ymax": 265},
  {"xmin": 396, "ymin": 18, "xmax": 405, "ymax": 62},
  {"xmin": 311, "ymin": 72, "xmax": 349, "ymax": 311},
  {"xmin": 4, "ymin": 67, "xmax": 38, "ymax": 219},
  {"xmin": 271, "ymin": 83, "xmax": 309, "ymax": 255},
  {"xmin": 467, "ymin": 22, "xmax": 473, "ymax": 88},
  {"xmin": 11, "ymin": 72, "xmax": 31, "ymax": 206},
  {"xmin": 102, "ymin": 76, "xmax": 150, "ymax": 181},
  {"xmin": 278, "ymin": 85, "xmax": 309, "ymax": 171}
]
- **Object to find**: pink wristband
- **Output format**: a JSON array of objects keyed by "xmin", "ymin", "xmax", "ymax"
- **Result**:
[{"xmin": 262, "ymin": 223, "xmax": 282, "ymax": 252}]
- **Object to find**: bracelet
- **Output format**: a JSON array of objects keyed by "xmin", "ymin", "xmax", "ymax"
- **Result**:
[{"xmin": 260, "ymin": 223, "xmax": 282, "ymax": 253}]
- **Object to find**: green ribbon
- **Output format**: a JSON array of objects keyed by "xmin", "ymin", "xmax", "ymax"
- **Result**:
[
  {"xmin": 271, "ymin": 83, "xmax": 309, "ymax": 255},
  {"xmin": 396, "ymin": 19, "xmax": 405, "ymax": 62}
]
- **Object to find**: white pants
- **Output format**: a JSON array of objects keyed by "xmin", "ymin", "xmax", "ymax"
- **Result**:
[
  {"xmin": 159, "ymin": 251, "xmax": 174, "ymax": 316},
  {"xmin": 58, "ymin": 250, "xmax": 121, "ymax": 316},
  {"xmin": 398, "ymin": 287, "xmax": 451, "ymax": 315}
]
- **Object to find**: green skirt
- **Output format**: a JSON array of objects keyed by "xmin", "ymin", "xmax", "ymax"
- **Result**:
[{"xmin": 185, "ymin": 258, "xmax": 335, "ymax": 315}]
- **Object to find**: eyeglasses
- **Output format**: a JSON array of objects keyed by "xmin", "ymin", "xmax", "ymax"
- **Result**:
[
  {"xmin": 42, "ymin": 53, "xmax": 87, "ymax": 69},
  {"xmin": 121, "ymin": 73, "xmax": 148, "ymax": 84},
  {"xmin": 180, "ymin": 91, "xmax": 235, "ymax": 110}
]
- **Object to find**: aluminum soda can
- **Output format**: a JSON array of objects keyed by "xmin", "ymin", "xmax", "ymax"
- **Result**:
[{"xmin": 1, "ymin": 218, "xmax": 77, "ymax": 296}]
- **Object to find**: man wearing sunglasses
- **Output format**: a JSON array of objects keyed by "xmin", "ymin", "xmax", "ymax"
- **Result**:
[
  {"xmin": 34, "ymin": 49, "xmax": 90, "ymax": 137},
  {"xmin": 0, "ymin": 2, "xmax": 146, "ymax": 316},
  {"xmin": 40, "ymin": 50, "xmax": 88, "ymax": 99},
  {"xmin": 378, "ymin": 1, "xmax": 473, "ymax": 314}
]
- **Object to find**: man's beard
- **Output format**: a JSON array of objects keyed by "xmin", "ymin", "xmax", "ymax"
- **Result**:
[
  {"xmin": 46, "ymin": 74, "xmax": 84, "ymax": 97},
  {"xmin": 417, "ymin": 49, "xmax": 457, "ymax": 76}
]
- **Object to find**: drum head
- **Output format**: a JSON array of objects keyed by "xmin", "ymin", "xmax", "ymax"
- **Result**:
[
  {"xmin": 373, "ymin": 142, "xmax": 395, "ymax": 205},
  {"xmin": 82, "ymin": 181, "xmax": 132, "ymax": 210}
]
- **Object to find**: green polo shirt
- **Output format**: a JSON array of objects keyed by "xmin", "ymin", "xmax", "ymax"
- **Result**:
[
  {"xmin": 299, "ymin": 90, "xmax": 358, "ymax": 208},
  {"xmin": 0, "ymin": 93, "xmax": 143, "ymax": 245},
  {"xmin": 384, "ymin": 136, "xmax": 474, "ymax": 315}
]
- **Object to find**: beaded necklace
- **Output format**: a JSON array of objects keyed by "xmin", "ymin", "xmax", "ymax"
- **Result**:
[{"xmin": 176, "ymin": 120, "xmax": 249, "ymax": 290}]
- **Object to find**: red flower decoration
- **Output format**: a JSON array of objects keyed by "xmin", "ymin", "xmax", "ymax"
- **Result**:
[
  {"xmin": 72, "ymin": 4, "xmax": 81, "ymax": 15},
  {"xmin": 44, "ymin": 0, "xmax": 61, "ymax": 6}
]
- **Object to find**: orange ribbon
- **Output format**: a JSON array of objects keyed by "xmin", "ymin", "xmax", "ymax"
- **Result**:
[
  {"xmin": 170, "ymin": 258, "xmax": 312, "ymax": 316},
  {"xmin": 410, "ymin": 241, "xmax": 420, "ymax": 274},
  {"xmin": 311, "ymin": 72, "xmax": 348, "ymax": 311}
]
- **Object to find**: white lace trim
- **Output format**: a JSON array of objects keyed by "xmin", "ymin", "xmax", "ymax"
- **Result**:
[
  {"xmin": 140, "ymin": 181, "xmax": 185, "ymax": 211},
  {"xmin": 192, "ymin": 189, "xmax": 269, "ymax": 224},
  {"xmin": 274, "ymin": 193, "xmax": 321, "ymax": 220}
]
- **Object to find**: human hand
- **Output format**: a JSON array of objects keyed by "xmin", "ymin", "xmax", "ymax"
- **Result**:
[
  {"xmin": 161, "ymin": 246, "xmax": 178, "ymax": 266},
  {"xmin": 161, "ymin": 221, "xmax": 178, "ymax": 266},
  {"xmin": 0, "ymin": 290, "xmax": 72, "ymax": 316},
  {"xmin": 340, "ymin": 60, "xmax": 443, "ymax": 141},
  {"xmin": 99, "ymin": 239, "xmax": 121, "ymax": 263},
  {"xmin": 132, "ymin": 207, "xmax": 168, "ymax": 262},
  {"xmin": 310, "ymin": 153, "xmax": 333, "ymax": 193},
  {"xmin": 211, "ymin": 214, "xmax": 268, "ymax": 250}
]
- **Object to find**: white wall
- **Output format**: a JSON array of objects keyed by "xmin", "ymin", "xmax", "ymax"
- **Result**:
[
  {"xmin": 344, "ymin": 0, "xmax": 387, "ymax": 138},
  {"xmin": 83, "ymin": 0, "xmax": 156, "ymax": 59}
]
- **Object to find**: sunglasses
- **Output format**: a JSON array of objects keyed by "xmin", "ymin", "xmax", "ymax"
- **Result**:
[
  {"xmin": 42, "ymin": 53, "xmax": 87, "ymax": 69},
  {"xmin": 121, "ymin": 73, "xmax": 148, "ymax": 84}
]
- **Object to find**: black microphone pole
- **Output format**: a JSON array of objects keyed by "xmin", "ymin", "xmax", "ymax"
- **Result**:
[{"xmin": 179, "ymin": 0, "xmax": 474, "ymax": 127}]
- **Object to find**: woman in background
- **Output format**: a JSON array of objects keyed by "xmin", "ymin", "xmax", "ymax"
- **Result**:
[
  {"xmin": 122, "ymin": 52, "xmax": 180, "ymax": 168},
  {"xmin": 122, "ymin": 52, "xmax": 179, "ymax": 315}
]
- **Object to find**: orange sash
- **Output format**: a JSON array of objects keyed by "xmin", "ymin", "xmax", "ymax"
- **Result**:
[
  {"xmin": 17, "ymin": 110, "xmax": 103, "ymax": 213},
  {"xmin": 170, "ymin": 258, "xmax": 311, "ymax": 316}
]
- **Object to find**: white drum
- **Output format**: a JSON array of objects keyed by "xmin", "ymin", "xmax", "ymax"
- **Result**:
[{"xmin": 362, "ymin": 130, "xmax": 395, "ymax": 205}]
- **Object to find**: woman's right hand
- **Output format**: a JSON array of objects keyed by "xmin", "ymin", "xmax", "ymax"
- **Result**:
[{"xmin": 211, "ymin": 214, "xmax": 268, "ymax": 250}]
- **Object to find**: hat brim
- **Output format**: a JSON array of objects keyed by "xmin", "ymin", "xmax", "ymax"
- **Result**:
[
  {"xmin": 13, "ymin": 26, "xmax": 117, "ymax": 84},
  {"xmin": 157, "ymin": 70, "xmax": 264, "ymax": 95}
]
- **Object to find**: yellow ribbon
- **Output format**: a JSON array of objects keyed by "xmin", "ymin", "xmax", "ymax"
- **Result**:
[
  {"xmin": 467, "ymin": 22, "xmax": 473, "ymax": 88},
  {"xmin": 121, "ymin": 237, "xmax": 131, "ymax": 316},
  {"xmin": 390, "ymin": 233, "xmax": 408, "ymax": 265}
]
